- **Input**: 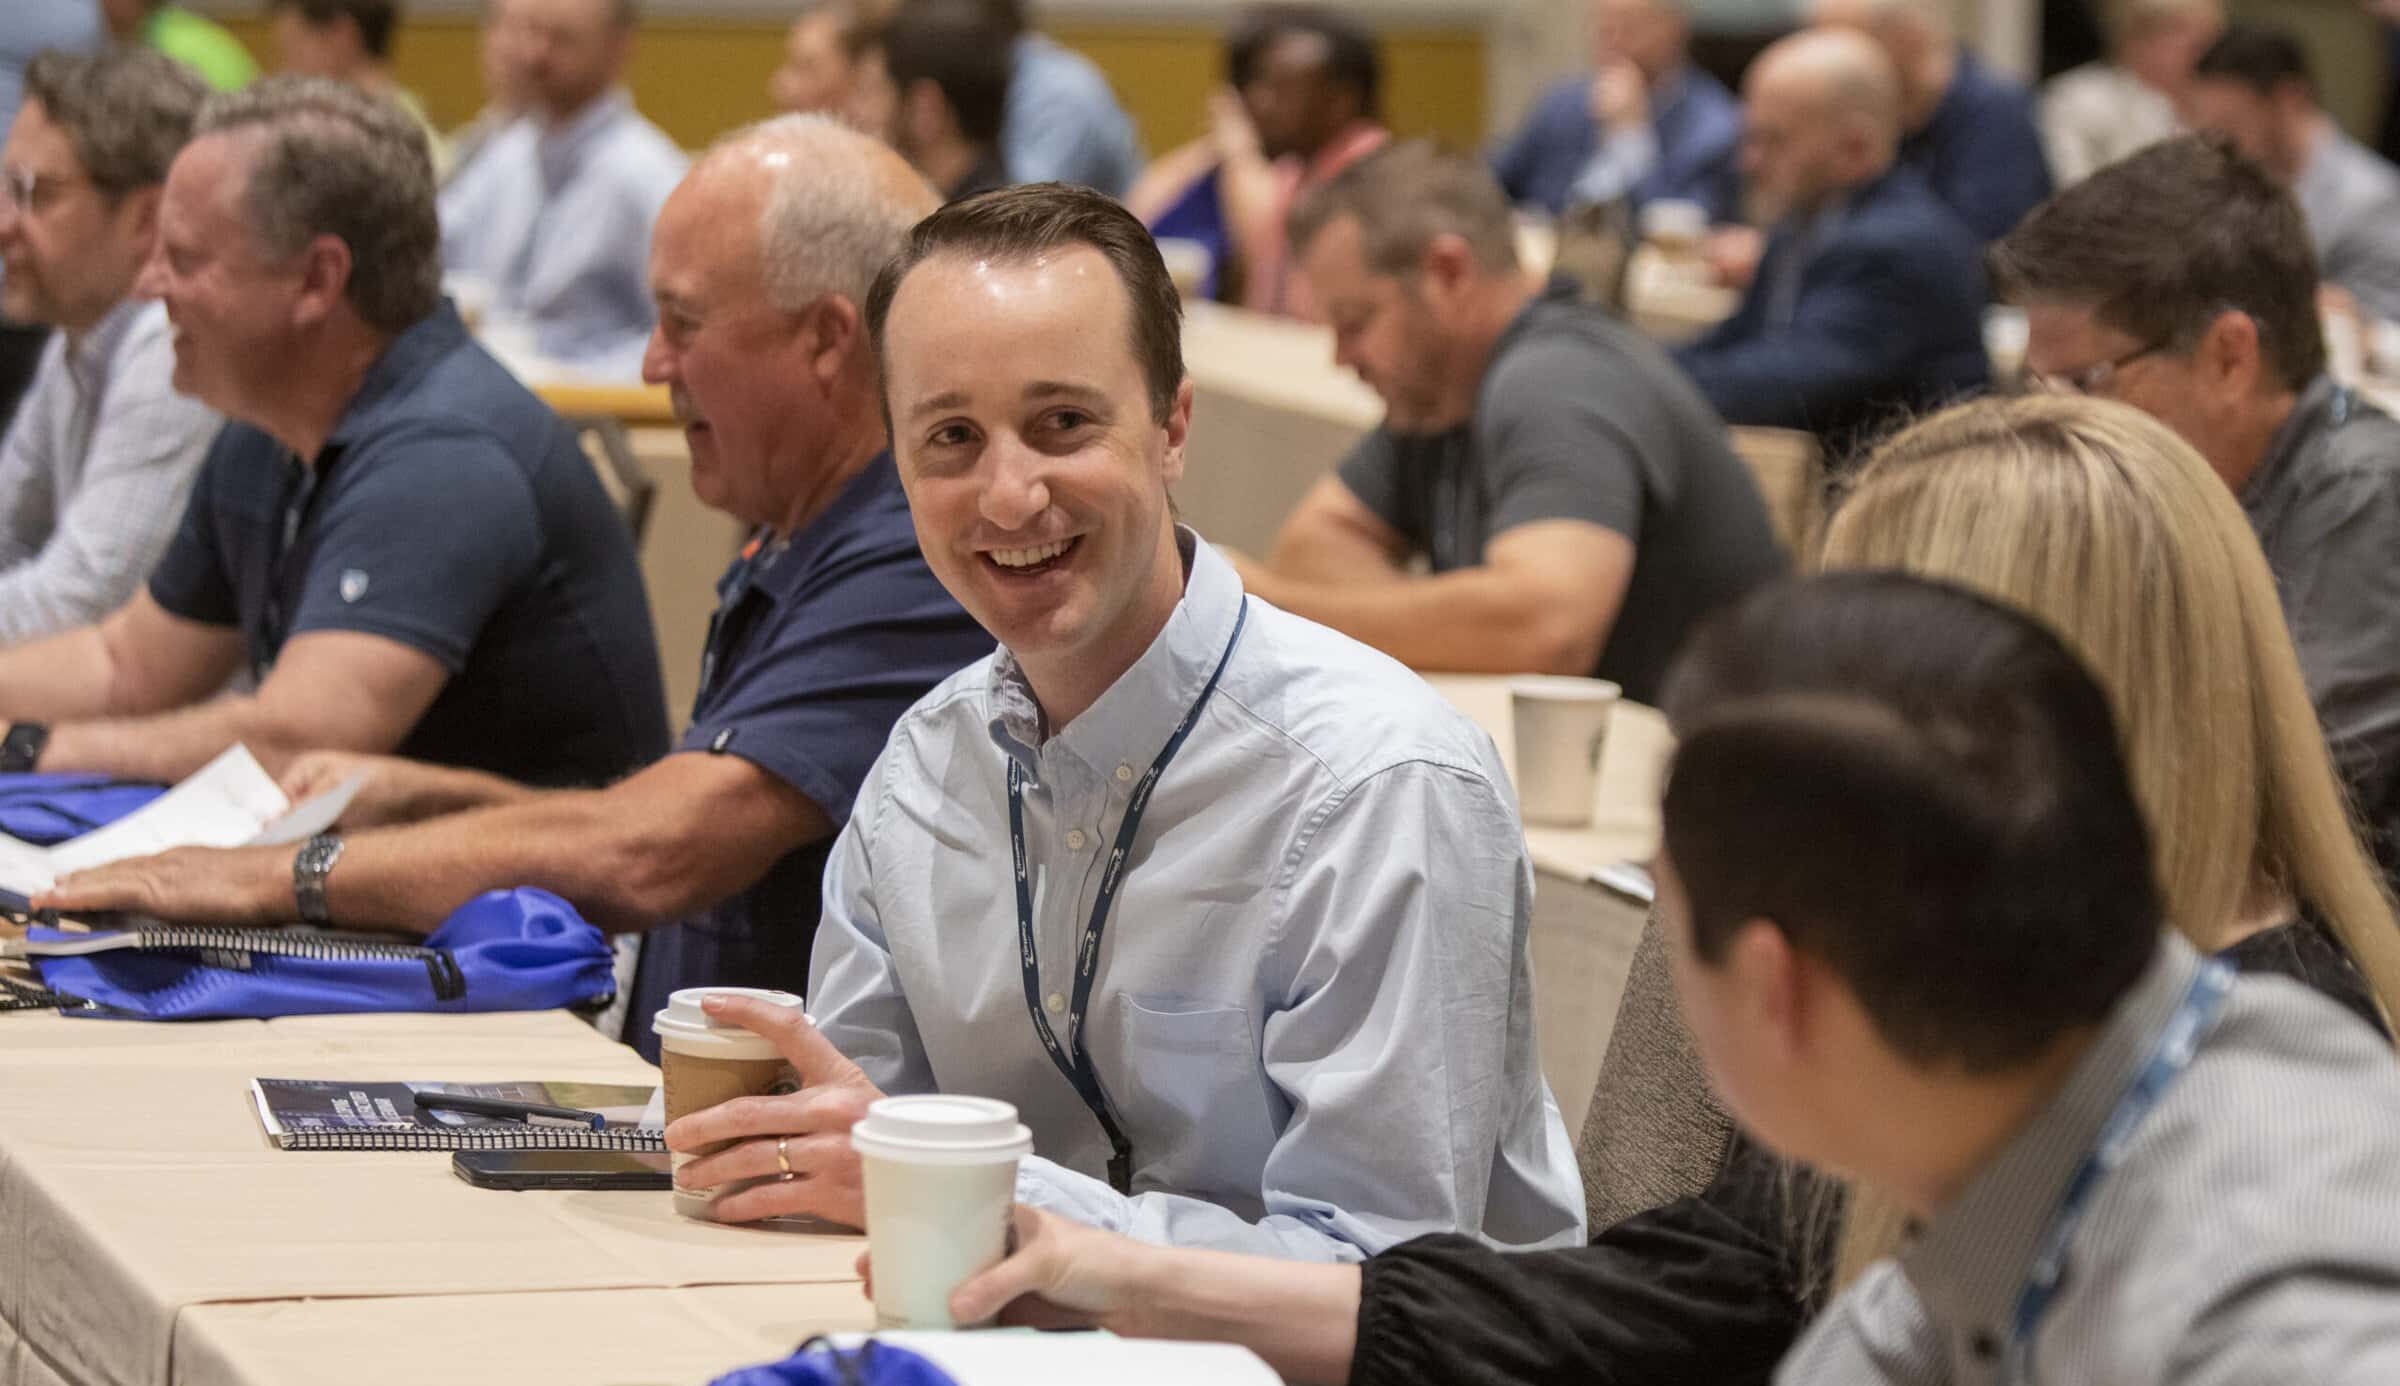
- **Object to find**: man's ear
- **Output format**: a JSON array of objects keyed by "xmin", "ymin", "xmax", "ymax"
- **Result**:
[
  {"xmin": 805, "ymin": 293, "xmax": 863, "ymax": 388},
  {"xmin": 1417, "ymin": 232, "xmax": 1480, "ymax": 303},
  {"xmin": 290, "ymin": 233, "xmax": 355, "ymax": 330},
  {"xmin": 1159, "ymin": 375, "xmax": 1195, "ymax": 488},
  {"xmin": 2196, "ymin": 306, "xmax": 2266, "ymax": 395},
  {"xmin": 1723, "ymin": 917, "xmax": 1811, "ymax": 1068},
  {"xmin": 113, "ymin": 185, "xmax": 164, "ymax": 253}
]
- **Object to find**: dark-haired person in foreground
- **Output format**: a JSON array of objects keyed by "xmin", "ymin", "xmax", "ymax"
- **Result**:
[
  {"xmin": 0, "ymin": 77, "xmax": 666, "ymax": 788},
  {"xmin": 662, "ymin": 184, "xmax": 1585, "ymax": 1260},
  {"xmin": 904, "ymin": 396, "xmax": 2400, "ymax": 1385},
  {"xmin": 1994, "ymin": 133, "xmax": 2400, "ymax": 890}
]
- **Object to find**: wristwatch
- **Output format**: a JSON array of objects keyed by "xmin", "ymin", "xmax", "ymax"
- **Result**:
[
  {"xmin": 0, "ymin": 721, "xmax": 48, "ymax": 774},
  {"xmin": 293, "ymin": 831, "xmax": 346, "ymax": 924}
]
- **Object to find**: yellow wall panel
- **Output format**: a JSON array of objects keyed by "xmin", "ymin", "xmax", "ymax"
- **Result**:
[{"xmin": 212, "ymin": 14, "xmax": 1487, "ymax": 159}]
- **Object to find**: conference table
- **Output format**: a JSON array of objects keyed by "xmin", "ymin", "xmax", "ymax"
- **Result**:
[{"xmin": 0, "ymin": 680, "xmax": 1664, "ymax": 1386}]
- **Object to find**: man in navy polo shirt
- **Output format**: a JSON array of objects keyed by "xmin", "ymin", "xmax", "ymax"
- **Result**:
[
  {"xmin": 0, "ymin": 76, "xmax": 667, "ymax": 791},
  {"xmin": 42, "ymin": 116, "xmax": 995, "ymax": 1060}
]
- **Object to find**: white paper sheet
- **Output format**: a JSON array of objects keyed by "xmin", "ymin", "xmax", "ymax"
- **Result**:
[{"xmin": 0, "ymin": 745, "xmax": 364, "ymax": 894}]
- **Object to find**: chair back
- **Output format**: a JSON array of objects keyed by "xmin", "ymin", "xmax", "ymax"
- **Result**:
[
  {"xmin": 1577, "ymin": 909, "xmax": 1738, "ymax": 1231},
  {"xmin": 569, "ymin": 416, "xmax": 659, "ymax": 548},
  {"xmin": 1728, "ymin": 425, "xmax": 1824, "ymax": 557}
]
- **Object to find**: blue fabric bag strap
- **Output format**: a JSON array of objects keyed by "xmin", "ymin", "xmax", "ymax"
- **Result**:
[
  {"xmin": 711, "ymin": 1337, "xmax": 960, "ymax": 1386},
  {"xmin": 17, "ymin": 888, "xmax": 616, "ymax": 1021},
  {"xmin": 0, "ymin": 772, "xmax": 165, "ymax": 844}
]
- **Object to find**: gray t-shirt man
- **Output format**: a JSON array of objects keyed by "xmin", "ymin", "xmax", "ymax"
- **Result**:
[
  {"xmin": 2240, "ymin": 373, "xmax": 2400, "ymax": 886},
  {"xmin": 1336, "ymin": 281, "xmax": 1787, "ymax": 704}
]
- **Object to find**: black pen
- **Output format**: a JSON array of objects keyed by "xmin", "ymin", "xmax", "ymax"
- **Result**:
[{"xmin": 413, "ymin": 1090, "xmax": 606, "ymax": 1130}]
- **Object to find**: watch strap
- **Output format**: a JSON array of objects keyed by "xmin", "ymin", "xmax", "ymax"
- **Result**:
[{"xmin": 293, "ymin": 831, "xmax": 345, "ymax": 925}]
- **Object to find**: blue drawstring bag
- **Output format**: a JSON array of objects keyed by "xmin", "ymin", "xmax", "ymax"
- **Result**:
[
  {"xmin": 12, "ymin": 888, "xmax": 616, "ymax": 1020},
  {"xmin": 711, "ymin": 1338, "xmax": 959, "ymax": 1386},
  {"xmin": 0, "ymin": 773, "xmax": 165, "ymax": 844}
]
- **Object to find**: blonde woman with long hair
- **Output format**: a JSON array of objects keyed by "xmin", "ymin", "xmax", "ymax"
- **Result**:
[{"xmin": 854, "ymin": 394, "xmax": 2400, "ymax": 1386}]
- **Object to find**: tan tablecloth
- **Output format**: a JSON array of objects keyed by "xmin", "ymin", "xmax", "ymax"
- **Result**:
[{"xmin": 0, "ymin": 1010, "xmax": 863, "ymax": 1386}]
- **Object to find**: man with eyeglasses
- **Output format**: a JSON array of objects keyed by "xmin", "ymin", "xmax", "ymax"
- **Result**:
[
  {"xmin": 0, "ymin": 2, "xmax": 104, "ymax": 434},
  {"xmin": 0, "ymin": 48, "xmax": 223, "ymax": 645},
  {"xmin": 1996, "ymin": 131, "xmax": 2400, "ymax": 892}
]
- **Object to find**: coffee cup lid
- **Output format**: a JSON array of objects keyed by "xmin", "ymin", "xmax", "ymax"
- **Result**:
[
  {"xmin": 652, "ymin": 987, "xmax": 806, "ymax": 1057},
  {"xmin": 849, "ymin": 1095, "xmax": 1032, "ymax": 1166}
]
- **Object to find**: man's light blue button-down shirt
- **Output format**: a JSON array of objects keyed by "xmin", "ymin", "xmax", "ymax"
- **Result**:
[
  {"xmin": 436, "ymin": 89, "xmax": 685, "ymax": 375},
  {"xmin": 810, "ymin": 532, "xmax": 1585, "ymax": 1261},
  {"xmin": 1002, "ymin": 34, "xmax": 1141, "ymax": 198}
]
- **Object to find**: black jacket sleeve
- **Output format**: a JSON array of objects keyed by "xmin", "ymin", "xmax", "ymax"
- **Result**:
[{"xmin": 1349, "ymin": 1137, "xmax": 1814, "ymax": 1386}]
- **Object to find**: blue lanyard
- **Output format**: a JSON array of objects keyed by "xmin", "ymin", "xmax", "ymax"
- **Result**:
[
  {"xmin": 1006, "ymin": 598, "xmax": 1248, "ymax": 1195},
  {"xmin": 2005, "ymin": 959, "xmax": 2234, "ymax": 1384}
]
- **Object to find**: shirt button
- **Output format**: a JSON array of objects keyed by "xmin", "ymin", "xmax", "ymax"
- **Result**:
[
  {"xmin": 1065, "ymin": 828, "xmax": 1088, "ymax": 851},
  {"xmin": 1045, "ymin": 992, "xmax": 1066, "ymax": 1015},
  {"xmin": 1115, "ymin": 763, "xmax": 1134, "ymax": 783}
]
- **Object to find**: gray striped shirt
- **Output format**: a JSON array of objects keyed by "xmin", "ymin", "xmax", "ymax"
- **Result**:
[
  {"xmin": 1778, "ymin": 933, "xmax": 2400, "ymax": 1385},
  {"xmin": 0, "ymin": 300, "xmax": 219, "ymax": 643}
]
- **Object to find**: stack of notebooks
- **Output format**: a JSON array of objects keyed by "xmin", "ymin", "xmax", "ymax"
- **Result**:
[{"xmin": 249, "ymin": 1078, "xmax": 664, "ymax": 1151}]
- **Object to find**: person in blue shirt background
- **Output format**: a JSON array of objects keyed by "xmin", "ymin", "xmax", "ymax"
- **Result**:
[
  {"xmin": 989, "ymin": 0, "xmax": 1141, "ymax": 196},
  {"xmin": 1812, "ymin": 0, "xmax": 2052, "ymax": 240},
  {"xmin": 1489, "ymin": 0, "xmax": 1743, "ymax": 222}
]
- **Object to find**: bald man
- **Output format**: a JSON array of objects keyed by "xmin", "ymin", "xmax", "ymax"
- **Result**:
[
  {"xmin": 1488, "ymin": 0, "xmax": 1742, "ymax": 220},
  {"xmin": 1674, "ymin": 29, "xmax": 1987, "ymax": 457},
  {"xmin": 1811, "ymin": 0, "xmax": 2051, "ymax": 240}
]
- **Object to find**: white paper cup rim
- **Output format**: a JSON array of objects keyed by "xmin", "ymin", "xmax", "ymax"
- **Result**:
[
  {"xmin": 1508, "ymin": 675, "xmax": 1622, "ymax": 703},
  {"xmin": 652, "ymin": 986, "xmax": 806, "ymax": 1058},
  {"xmin": 850, "ymin": 1095, "xmax": 1033, "ymax": 1165}
]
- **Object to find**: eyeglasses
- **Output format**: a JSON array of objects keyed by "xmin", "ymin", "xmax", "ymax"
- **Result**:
[
  {"xmin": 2029, "ymin": 338, "xmax": 2171, "ymax": 397},
  {"xmin": 1, "ymin": 166, "xmax": 88, "ymax": 218}
]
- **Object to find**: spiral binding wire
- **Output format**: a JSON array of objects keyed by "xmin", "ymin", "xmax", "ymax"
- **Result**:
[
  {"xmin": 9, "ymin": 927, "xmax": 469, "ymax": 1003},
  {"xmin": 278, "ymin": 1123, "xmax": 666, "ymax": 1152}
]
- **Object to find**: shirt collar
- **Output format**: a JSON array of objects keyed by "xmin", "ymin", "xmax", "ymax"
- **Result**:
[
  {"xmin": 986, "ymin": 525, "xmax": 1243, "ymax": 780},
  {"xmin": 741, "ymin": 451, "xmax": 903, "ymax": 608},
  {"xmin": 323, "ymin": 301, "xmax": 471, "ymax": 450},
  {"xmin": 2242, "ymin": 372, "xmax": 2344, "ymax": 510},
  {"xmin": 63, "ymin": 298, "xmax": 143, "ymax": 401},
  {"xmin": 1900, "ymin": 932, "xmax": 2205, "ymax": 1338},
  {"xmin": 537, "ymin": 88, "xmax": 631, "ymax": 185}
]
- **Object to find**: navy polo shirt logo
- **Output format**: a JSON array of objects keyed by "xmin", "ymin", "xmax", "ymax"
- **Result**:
[{"xmin": 339, "ymin": 569, "xmax": 370, "ymax": 603}]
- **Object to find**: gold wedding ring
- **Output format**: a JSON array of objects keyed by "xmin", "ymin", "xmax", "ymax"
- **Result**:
[{"xmin": 775, "ymin": 1135, "xmax": 793, "ymax": 1176}]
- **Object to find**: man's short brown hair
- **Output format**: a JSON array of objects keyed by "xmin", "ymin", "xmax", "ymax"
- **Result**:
[
  {"xmin": 865, "ymin": 184, "xmax": 1186, "ymax": 425},
  {"xmin": 22, "ymin": 47, "xmax": 209, "ymax": 197},
  {"xmin": 1286, "ymin": 140, "xmax": 1520, "ymax": 279},
  {"xmin": 1989, "ymin": 133, "xmax": 2325, "ymax": 391}
]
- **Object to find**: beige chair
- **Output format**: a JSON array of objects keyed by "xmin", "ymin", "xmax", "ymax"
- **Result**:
[
  {"xmin": 568, "ymin": 416, "xmax": 659, "ymax": 548},
  {"xmin": 1576, "ymin": 909, "xmax": 1737, "ymax": 1231},
  {"xmin": 1729, "ymin": 425, "xmax": 1825, "ymax": 557}
]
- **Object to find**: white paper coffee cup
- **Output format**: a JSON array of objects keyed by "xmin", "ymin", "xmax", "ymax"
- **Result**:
[
  {"xmin": 653, "ymin": 986, "xmax": 806, "ymax": 1221},
  {"xmin": 1640, "ymin": 198, "xmax": 1708, "ymax": 250},
  {"xmin": 851, "ymin": 1095, "xmax": 1033, "ymax": 1330},
  {"xmin": 1510, "ymin": 676, "xmax": 1621, "ymax": 827}
]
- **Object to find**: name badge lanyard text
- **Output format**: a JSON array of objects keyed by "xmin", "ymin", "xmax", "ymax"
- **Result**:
[
  {"xmin": 1008, "ymin": 598, "xmax": 1249, "ymax": 1196},
  {"xmin": 2005, "ymin": 959, "xmax": 2234, "ymax": 1385}
]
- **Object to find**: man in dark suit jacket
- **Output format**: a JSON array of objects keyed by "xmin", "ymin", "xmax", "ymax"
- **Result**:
[
  {"xmin": 1675, "ymin": 28, "xmax": 1988, "ymax": 459},
  {"xmin": 1814, "ymin": 0, "xmax": 2053, "ymax": 241}
]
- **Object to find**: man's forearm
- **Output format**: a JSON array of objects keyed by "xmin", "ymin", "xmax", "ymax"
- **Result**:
[
  {"xmin": 328, "ymin": 789, "xmax": 710, "ymax": 934},
  {"xmin": 41, "ymin": 695, "xmax": 299, "ymax": 784},
  {"xmin": 0, "ymin": 625, "xmax": 124, "ymax": 723},
  {"xmin": 1244, "ymin": 566, "xmax": 1603, "ymax": 675},
  {"xmin": 1118, "ymin": 1243, "xmax": 1362, "ymax": 1386}
]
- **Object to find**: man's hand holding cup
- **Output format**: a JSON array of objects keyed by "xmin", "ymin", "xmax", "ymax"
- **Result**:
[{"xmin": 660, "ymin": 990, "xmax": 884, "ymax": 1227}]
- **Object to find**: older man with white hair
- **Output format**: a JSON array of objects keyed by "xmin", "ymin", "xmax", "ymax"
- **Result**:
[
  {"xmin": 38, "ymin": 115, "xmax": 994, "ymax": 1060},
  {"xmin": 1810, "ymin": 0, "xmax": 2051, "ymax": 239}
]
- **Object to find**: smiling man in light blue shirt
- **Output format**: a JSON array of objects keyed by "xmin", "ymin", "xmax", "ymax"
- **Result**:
[{"xmin": 662, "ymin": 184, "xmax": 1584, "ymax": 1263}]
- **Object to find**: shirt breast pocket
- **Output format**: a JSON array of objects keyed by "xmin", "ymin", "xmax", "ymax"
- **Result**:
[{"xmin": 1109, "ymin": 994, "xmax": 1276, "ymax": 1186}]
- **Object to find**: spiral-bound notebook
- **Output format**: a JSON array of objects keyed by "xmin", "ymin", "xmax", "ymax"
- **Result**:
[{"xmin": 250, "ymin": 1078, "xmax": 666, "ymax": 1151}]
